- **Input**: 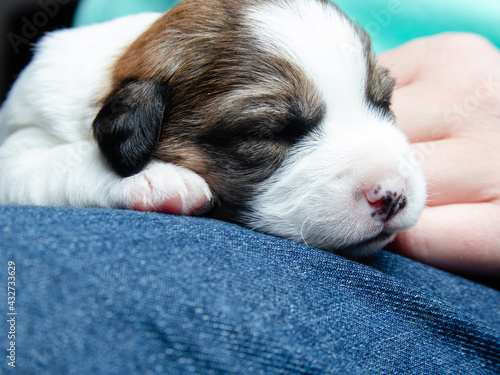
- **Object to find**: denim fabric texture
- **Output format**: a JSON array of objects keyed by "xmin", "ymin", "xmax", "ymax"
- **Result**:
[{"xmin": 1, "ymin": 206, "xmax": 499, "ymax": 374}]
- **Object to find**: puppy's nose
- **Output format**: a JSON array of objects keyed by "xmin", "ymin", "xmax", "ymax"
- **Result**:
[{"xmin": 364, "ymin": 178, "xmax": 407, "ymax": 222}]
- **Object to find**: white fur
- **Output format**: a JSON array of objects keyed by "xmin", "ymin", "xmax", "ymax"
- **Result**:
[
  {"xmin": 0, "ymin": 0, "xmax": 426, "ymax": 254},
  {"xmin": 0, "ymin": 13, "xmax": 212, "ymax": 213},
  {"xmin": 247, "ymin": 0, "xmax": 367, "ymax": 117},
  {"xmin": 244, "ymin": 0, "xmax": 426, "ymax": 254}
]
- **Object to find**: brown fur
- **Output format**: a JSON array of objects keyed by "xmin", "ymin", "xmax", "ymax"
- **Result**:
[
  {"xmin": 96, "ymin": 0, "xmax": 392, "ymax": 222},
  {"xmin": 108, "ymin": 0, "xmax": 325, "ymax": 220},
  {"xmin": 358, "ymin": 27, "xmax": 396, "ymax": 115}
]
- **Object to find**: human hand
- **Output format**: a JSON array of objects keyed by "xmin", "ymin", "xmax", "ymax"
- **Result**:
[{"xmin": 377, "ymin": 33, "xmax": 500, "ymax": 277}]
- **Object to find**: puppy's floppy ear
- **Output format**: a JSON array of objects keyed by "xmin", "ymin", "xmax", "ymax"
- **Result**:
[{"xmin": 93, "ymin": 80, "xmax": 169, "ymax": 177}]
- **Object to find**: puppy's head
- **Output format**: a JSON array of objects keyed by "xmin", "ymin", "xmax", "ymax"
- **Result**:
[{"xmin": 93, "ymin": 0, "xmax": 426, "ymax": 255}]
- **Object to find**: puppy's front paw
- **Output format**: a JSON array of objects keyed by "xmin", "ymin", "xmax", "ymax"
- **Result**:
[{"xmin": 117, "ymin": 161, "xmax": 213, "ymax": 215}]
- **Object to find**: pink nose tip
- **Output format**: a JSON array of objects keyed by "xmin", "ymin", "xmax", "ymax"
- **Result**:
[{"xmin": 364, "ymin": 178, "xmax": 407, "ymax": 222}]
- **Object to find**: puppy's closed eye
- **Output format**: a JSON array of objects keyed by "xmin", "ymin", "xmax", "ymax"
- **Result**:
[{"xmin": 0, "ymin": 0, "xmax": 426, "ymax": 257}]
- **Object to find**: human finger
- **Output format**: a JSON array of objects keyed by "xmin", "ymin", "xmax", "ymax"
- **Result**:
[
  {"xmin": 390, "ymin": 203, "xmax": 500, "ymax": 276},
  {"xmin": 408, "ymin": 138, "xmax": 500, "ymax": 207},
  {"xmin": 390, "ymin": 82, "xmax": 454, "ymax": 143},
  {"xmin": 377, "ymin": 41, "xmax": 425, "ymax": 89},
  {"xmin": 379, "ymin": 45, "xmax": 457, "ymax": 143}
]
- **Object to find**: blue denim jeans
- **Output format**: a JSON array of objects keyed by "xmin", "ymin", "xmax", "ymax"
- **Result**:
[{"xmin": 1, "ymin": 206, "xmax": 499, "ymax": 374}]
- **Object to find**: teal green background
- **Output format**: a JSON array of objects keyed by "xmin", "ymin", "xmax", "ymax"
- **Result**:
[
  {"xmin": 334, "ymin": 0, "xmax": 500, "ymax": 52},
  {"xmin": 73, "ymin": 0, "xmax": 500, "ymax": 52},
  {"xmin": 73, "ymin": 0, "xmax": 183, "ymax": 27}
]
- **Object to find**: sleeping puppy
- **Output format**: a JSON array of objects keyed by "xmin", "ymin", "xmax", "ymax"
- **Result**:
[{"xmin": 0, "ymin": 0, "xmax": 426, "ymax": 256}]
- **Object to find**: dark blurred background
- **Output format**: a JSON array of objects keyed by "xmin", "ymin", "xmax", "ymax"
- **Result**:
[{"xmin": 0, "ymin": 0, "xmax": 79, "ymax": 104}]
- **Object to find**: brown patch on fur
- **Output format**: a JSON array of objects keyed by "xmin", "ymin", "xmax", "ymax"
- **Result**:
[
  {"xmin": 107, "ymin": 0, "xmax": 326, "ymax": 221},
  {"xmin": 112, "ymin": 0, "xmax": 255, "ymax": 83},
  {"xmin": 358, "ymin": 27, "xmax": 396, "ymax": 116}
]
